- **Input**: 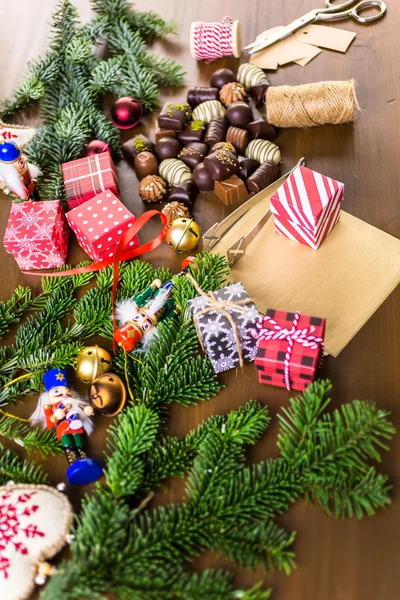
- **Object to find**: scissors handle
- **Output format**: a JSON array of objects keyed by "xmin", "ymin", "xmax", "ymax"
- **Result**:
[{"xmin": 323, "ymin": 0, "xmax": 387, "ymax": 22}]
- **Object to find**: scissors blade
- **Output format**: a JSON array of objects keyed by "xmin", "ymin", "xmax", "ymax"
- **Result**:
[{"xmin": 245, "ymin": 9, "xmax": 319, "ymax": 54}]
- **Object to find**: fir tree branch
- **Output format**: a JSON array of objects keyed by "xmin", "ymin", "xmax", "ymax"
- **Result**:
[
  {"xmin": 0, "ymin": 417, "xmax": 62, "ymax": 457},
  {"xmin": 0, "ymin": 446, "xmax": 48, "ymax": 485}
]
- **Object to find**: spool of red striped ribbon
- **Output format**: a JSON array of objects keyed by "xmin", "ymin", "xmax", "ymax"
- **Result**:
[{"xmin": 190, "ymin": 16, "xmax": 241, "ymax": 63}]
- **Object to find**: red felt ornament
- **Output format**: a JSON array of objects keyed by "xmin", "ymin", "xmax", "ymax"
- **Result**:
[
  {"xmin": 110, "ymin": 97, "xmax": 143, "ymax": 130},
  {"xmin": 83, "ymin": 140, "xmax": 110, "ymax": 157}
]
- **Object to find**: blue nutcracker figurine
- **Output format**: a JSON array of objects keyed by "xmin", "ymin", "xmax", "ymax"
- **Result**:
[{"xmin": 30, "ymin": 368, "xmax": 103, "ymax": 486}]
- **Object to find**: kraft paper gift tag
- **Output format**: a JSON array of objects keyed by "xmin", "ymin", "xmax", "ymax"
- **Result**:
[
  {"xmin": 249, "ymin": 24, "xmax": 356, "ymax": 69},
  {"xmin": 293, "ymin": 24, "xmax": 356, "ymax": 53},
  {"xmin": 210, "ymin": 183, "xmax": 400, "ymax": 357}
]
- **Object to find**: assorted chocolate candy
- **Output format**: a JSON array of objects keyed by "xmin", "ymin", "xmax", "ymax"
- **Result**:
[
  {"xmin": 134, "ymin": 151, "xmax": 159, "ymax": 179},
  {"xmin": 178, "ymin": 120, "xmax": 206, "ymax": 144},
  {"xmin": 127, "ymin": 63, "xmax": 281, "ymax": 210},
  {"xmin": 154, "ymin": 137, "xmax": 182, "ymax": 161},
  {"xmin": 187, "ymin": 87, "xmax": 219, "ymax": 108},
  {"xmin": 210, "ymin": 68, "xmax": 236, "ymax": 89},
  {"xmin": 158, "ymin": 102, "xmax": 192, "ymax": 131}
]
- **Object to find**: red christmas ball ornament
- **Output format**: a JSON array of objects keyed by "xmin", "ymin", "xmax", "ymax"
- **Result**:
[
  {"xmin": 83, "ymin": 140, "xmax": 110, "ymax": 157},
  {"xmin": 110, "ymin": 97, "xmax": 143, "ymax": 130}
]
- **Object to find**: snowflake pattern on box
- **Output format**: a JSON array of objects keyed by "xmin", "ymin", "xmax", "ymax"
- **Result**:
[
  {"xmin": 188, "ymin": 283, "xmax": 261, "ymax": 373},
  {"xmin": 0, "ymin": 492, "xmax": 43, "ymax": 579},
  {"xmin": 3, "ymin": 200, "xmax": 69, "ymax": 270},
  {"xmin": 0, "ymin": 484, "xmax": 73, "ymax": 600}
]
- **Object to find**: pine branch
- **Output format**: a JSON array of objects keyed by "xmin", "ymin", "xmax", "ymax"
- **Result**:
[
  {"xmin": 104, "ymin": 405, "xmax": 161, "ymax": 498},
  {"xmin": 0, "ymin": 417, "xmax": 62, "ymax": 457},
  {"xmin": 0, "ymin": 446, "xmax": 48, "ymax": 485}
]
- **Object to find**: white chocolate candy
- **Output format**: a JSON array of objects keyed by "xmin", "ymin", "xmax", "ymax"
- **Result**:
[
  {"xmin": 245, "ymin": 139, "xmax": 281, "ymax": 165},
  {"xmin": 237, "ymin": 63, "xmax": 268, "ymax": 90},
  {"xmin": 159, "ymin": 159, "xmax": 192, "ymax": 185},
  {"xmin": 192, "ymin": 100, "xmax": 226, "ymax": 123}
]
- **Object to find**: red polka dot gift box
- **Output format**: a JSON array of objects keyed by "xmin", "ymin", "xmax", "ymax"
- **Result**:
[
  {"xmin": 62, "ymin": 151, "xmax": 119, "ymax": 210},
  {"xmin": 3, "ymin": 200, "xmax": 69, "ymax": 270},
  {"xmin": 66, "ymin": 190, "xmax": 139, "ymax": 261},
  {"xmin": 255, "ymin": 309, "xmax": 326, "ymax": 392},
  {"xmin": 270, "ymin": 165, "xmax": 344, "ymax": 250}
]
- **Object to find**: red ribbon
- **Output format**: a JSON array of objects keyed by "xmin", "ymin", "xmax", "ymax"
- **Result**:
[{"xmin": 23, "ymin": 210, "xmax": 169, "ymax": 352}]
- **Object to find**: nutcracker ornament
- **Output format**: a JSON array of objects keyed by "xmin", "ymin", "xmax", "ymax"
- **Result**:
[
  {"xmin": 0, "ymin": 141, "xmax": 41, "ymax": 200},
  {"xmin": 115, "ymin": 279, "xmax": 177, "ymax": 352},
  {"xmin": 30, "ymin": 368, "xmax": 103, "ymax": 486}
]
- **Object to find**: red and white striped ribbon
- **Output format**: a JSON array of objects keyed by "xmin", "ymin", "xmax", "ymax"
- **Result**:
[
  {"xmin": 256, "ymin": 312, "xmax": 324, "ymax": 390},
  {"xmin": 191, "ymin": 16, "xmax": 235, "ymax": 63}
]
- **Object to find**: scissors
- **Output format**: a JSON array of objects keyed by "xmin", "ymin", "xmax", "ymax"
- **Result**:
[{"xmin": 245, "ymin": 0, "xmax": 387, "ymax": 54}]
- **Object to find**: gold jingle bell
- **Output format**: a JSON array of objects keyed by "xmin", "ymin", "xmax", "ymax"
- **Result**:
[
  {"xmin": 89, "ymin": 373, "xmax": 127, "ymax": 417},
  {"xmin": 75, "ymin": 345, "xmax": 112, "ymax": 384},
  {"xmin": 165, "ymin": 217, "xmax": 201, "ymax": 253}
]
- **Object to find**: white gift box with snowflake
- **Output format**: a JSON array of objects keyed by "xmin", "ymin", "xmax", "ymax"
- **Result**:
[
  {"xmin": 188, "ymin": 282, "xmax": 261, "ymax": 374},
  {"xmin": 3, "ymin": 200, "xmax": 69, "ymax": 270},
  {"xmin": 0, "ymin": 483, "xmax": 73, "ymax": 600}
]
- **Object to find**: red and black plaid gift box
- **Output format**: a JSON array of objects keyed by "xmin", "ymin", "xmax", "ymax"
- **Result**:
[
  {"xmin": 255, "ymin": 309, "xmax": 326, "ymax": 391},
  {"xmin": 62, "ymin": 151, "xmax": 119, "ymax": 210}
]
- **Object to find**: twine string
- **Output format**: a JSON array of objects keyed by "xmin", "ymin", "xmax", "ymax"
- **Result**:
[
  {"xmin": 186, "ymin": 273, "xmax": 252, "ymax": 368},
  {"xmin": 192, "ymin": 16, "xmax": 235, "ymax": 63},
  {"xmin": 256, "ymin": 312, "xmax": 324, "ymax": 390},
  {"xmin": 266, "ymin": 80, "xmax": 360, "ymax": 128}
]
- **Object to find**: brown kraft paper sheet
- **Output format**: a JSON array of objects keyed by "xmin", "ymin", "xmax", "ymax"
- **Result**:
[{"xmin": 210, "ymin": 184, "xmax": 400, "ymax": 357}]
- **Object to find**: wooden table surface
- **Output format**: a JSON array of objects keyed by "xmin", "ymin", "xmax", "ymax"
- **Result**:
[{"xmin": 1, "ymin": 1, "xmax": 400, "ymax": 599}]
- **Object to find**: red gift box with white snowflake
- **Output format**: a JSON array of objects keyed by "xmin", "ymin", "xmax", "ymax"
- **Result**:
[
  {"xmin": 66, "ymin": 190, "xmax": 139, "ymax": 261},
  {"xmin": 255, "ymin": 309, "xmax": 326, "ymax": 391},
  {"xmin": 61, "ymin": 151, "xmax": 119, "ymax": 210},
  {"xmin": 270, "ymin": 165, "xmax": 344, "ymax": 250},
  {"xmin": 3, "ymin": 200, "xmax": 69, "ymax": 270}
]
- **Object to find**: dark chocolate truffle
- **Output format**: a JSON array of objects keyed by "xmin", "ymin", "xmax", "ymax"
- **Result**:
[
  {"xmin": 246, "ymin": 161, "xmax": 281, "ymax": 194},
  {"xmin": 134, "ymin": 151, "xmax": 159, "ymax": 180},
  {"xmin": 246, "ymin": 119, "xmax": 277, "ymax": 142},
  {"xmin": 250, "ymin": 83, "xmax": 269, "ymax": 108},
  {"xmin": 204, "ymin": 117, "xmax": 228, "ymax": 147},
  {"xmin": 178, "ymin": 146, "xmax": 206, "ymax": 170},
  {"xmin": 193, "ymin": 163, "xmax": 214, "ymax": 192},
  {"xmin": 157, "ymin": 102, "xmax": 192, "ymax": 131},
  {"xmin": 168, "ymin": 182, "xmax": 198, "ymax": 206},
  {"xmin": 187, "ymin": 87, "xmax": 219, "ymax": 108},
  {"xmin": 122, "ymin": 135, "xmax": 154, "ymax": 164},
  {"xmin": 238, "ymin": 157, "xmax": 259, "ymax": 180},
  {"xmin": 210, "ymin": 68, "xmax": 236, "ymax": 89},
  {"xmin": 226, "ymin": 101, "xmax": 253, "ymax": 127},
  {"xmin": 203, "ymin": 149, "xmax": 239, "ymax": 181},
  {"xmin": 177, "ymin": 120, "xmax": 206, "ymax": 144},
  {"xmin": 154, "ymin": 137, "xmax": 182, "ymax": 161}
]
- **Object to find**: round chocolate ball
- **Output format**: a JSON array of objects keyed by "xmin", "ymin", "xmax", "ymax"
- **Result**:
[
  {"xmin": 193, "ymin": 163, "xmax": 214, "ymax": 192},
  {"xmin": 226, "ymin": 101, "xmax": 253, "ymax": 127},
  {"xmin": 210, "ymin": 68, "xmax": 236, "ymax": 90},
  {"xmin": 154, "ymin": 137, "xmax": 182, "ymax": 161},
  {"xmin": 134, "ymin": 151, "xmax": 159, "ymax": 180}
]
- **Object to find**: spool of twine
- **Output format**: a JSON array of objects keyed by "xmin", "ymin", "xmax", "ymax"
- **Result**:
[
  {"xmin": 266, "ymin": 80, "xmax": 360, "ymax": 128},
  {"xmin": 190, "ymin": 16, "xmax": 241, "ymax": 63}
]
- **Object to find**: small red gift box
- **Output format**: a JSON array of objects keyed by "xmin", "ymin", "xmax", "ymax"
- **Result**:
[
  {"xmin": 255, "ymin": 309, "xmax": 326, "ymax": 391},
  {"xmin": 62, "ymin": 151, "xmax": 119, "ymax": 210},
  {"xmin": 66, "ymin": 190, "xmax": 139, "ymax": 261},
  {"xmin": 3, "ymin": 200, "xmax": 69, "ymax": 270},
  {"xmin": 270, "ymin": 165, "xmax": 344, "ymax": 250}
]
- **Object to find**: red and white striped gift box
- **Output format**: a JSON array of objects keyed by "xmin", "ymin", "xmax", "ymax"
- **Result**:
[
  {"xmin": 62, "ymin": 151, "xmax": 119, "ymax": 210},
  {"xmin": 270, "ymin": 165, "xmax": 344, "ymax": 250}
]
